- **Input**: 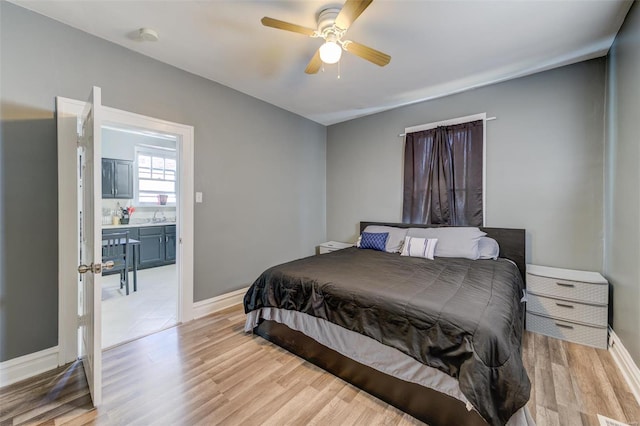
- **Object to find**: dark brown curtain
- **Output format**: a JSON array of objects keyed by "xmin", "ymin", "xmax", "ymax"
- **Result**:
[{"xmin": 402, "ymin": 120, "xmax": 483, "ymax": 226}]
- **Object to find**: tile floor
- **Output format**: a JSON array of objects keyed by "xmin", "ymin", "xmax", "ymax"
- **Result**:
[{"xmin": 101, "ymin": 264, "xmax": 178, "ymax": 349}]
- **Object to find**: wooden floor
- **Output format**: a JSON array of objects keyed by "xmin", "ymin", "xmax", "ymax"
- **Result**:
[{"xmin": 1, "ymin": 305, "xmax": 638, "ymax": 426}]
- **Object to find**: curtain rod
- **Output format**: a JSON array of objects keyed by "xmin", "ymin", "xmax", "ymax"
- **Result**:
[{"xmin": 398, "ymin": 116, "xmax": 497, "ymax": 138}]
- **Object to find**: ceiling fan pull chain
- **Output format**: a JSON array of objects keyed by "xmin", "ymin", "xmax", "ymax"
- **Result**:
[{"xmin": 337, "ymin": 60, "xmax": 341, "ymax": 80}]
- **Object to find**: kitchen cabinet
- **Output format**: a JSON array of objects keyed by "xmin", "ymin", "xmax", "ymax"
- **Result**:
[
  {"xmin": 139, "ymin": 226, "xmax": 164, "ymax": 267},
  {"xmin": 102, "ymin": 158, "xmax": 133, "ymax": 199},
  {"xmin": 102, "ymin": 225, "xmax": 176, "ymax": 272},
  {"xmin": 165, "ymin": 225, "xmax": 176, "ymax": 262},
  {"xmin": 138, "ymin": 225, "xmax": 176, "ymax": 268}
]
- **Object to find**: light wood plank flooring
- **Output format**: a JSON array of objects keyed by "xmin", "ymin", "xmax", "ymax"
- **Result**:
[{"xmin": 1, "ymin": 305, "xmax": 638, "ymax": 425}]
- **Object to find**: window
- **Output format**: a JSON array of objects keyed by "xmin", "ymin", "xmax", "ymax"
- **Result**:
[
  {"xmin": 136, "ymin": 148, "xmax": 177, "ymax": 205},
  {"xmin": 402, "ymin": 114, "xmax": 486, "ymax": 226}
]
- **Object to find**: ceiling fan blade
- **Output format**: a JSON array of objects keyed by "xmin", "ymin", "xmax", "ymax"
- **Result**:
[
  {"xmin": 344, "ymin": 41, "xmax": 391, "ymax": 66},
  {"xmin": 305, "ymin": 50, "xmax": 322, "ymax": 74},
  {"xmin": 261, "ymin": 17, "xmax": 316, "ymax": 36},
  {"xmin": 335, "ymin": 0, "xmax": 373, "ymax": 30}
]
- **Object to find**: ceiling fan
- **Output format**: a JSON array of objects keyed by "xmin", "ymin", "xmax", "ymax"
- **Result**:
[{"xmin": 261, "ymin": 0, "xmax": 391, "ymax": 74}]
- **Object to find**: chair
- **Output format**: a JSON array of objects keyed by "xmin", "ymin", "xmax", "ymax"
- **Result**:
[{"xmin": 102, "ymin": 231, "xmax": 131, "ymax": 295}]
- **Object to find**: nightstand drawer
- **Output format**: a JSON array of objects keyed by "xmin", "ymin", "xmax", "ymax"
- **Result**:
[
  {"xmin": 527, "ymin": 293, "xmax": 607, "ymax": 326},
  {"xmin": 527, "ymin": 273, "xmax": 607, "ymax": 304},
  {"xmin": 526, "ymin": 312, "xmax": 607, "ymax": 349}
]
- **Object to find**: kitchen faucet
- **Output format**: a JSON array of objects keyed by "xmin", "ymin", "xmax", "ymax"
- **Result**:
[{"xmin": 153, "ymin": 210, "xmax": 166, "ymax": 223}]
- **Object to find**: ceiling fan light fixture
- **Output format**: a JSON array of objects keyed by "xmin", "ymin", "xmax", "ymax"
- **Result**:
[{"xmin": 319, "ymin": 40, "xmax": 342, "ymax": 64}]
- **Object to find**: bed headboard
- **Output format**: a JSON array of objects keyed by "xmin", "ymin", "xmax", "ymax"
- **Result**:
[{"xmin": 359, "ymin": 222, "xmax": 526, "ymax": 283}]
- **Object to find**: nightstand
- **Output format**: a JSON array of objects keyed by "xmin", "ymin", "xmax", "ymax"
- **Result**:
[
  {"xmin": 526, "ymin": 264, "xmax": 609, "ymax": 349},
  {"xmin": 318, "ymin": 241, "xmax": 353, "ymax": 254}
]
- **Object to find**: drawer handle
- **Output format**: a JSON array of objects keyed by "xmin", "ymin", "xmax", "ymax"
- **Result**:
[
  {"xmin": 556, "ymin": 303, "xmax": 574, "ymax": 309},
  {"xmin": 556, "ymin": 282, "xmax": 575, "ymax": 288},
  {"xmin": 555, "ymin": 322, "xmax": 574, "ymax": 329}
]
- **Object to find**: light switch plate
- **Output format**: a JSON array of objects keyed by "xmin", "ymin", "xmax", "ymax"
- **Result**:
[{"xmin": 195, "ymin": 192, "xmax": 203, "ymax": 203}]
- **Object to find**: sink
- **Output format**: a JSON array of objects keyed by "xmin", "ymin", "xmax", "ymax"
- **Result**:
[{"xmin": 131, "ymin": 219, "xmax": 151, "ymax": 225}]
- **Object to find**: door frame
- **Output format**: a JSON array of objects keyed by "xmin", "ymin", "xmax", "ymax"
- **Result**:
[{"xmin": 57, "ymin": 96, "xmax": 195, "ymax": 366}]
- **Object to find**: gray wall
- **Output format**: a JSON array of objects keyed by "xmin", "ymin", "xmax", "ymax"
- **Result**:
[
  {"xmin": 327, "ymin": 59, "xmax": 606, "ymax": 271},
  {"xmin": 605, "ymin": 2, "xmax": 640, "ymax": 364},
  {"xmin": 0, "ymin": 2, "xmax": 326, "ymax": 362}
]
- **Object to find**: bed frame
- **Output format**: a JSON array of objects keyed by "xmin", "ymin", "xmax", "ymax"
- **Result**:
[{"xmin": 253, "ymin": 222, "xmax": 526, "ymax": 426}]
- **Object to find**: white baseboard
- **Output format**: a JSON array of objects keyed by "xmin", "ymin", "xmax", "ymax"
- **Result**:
[
  {"xmin": 0, "ymin": 346, "xmax": 59, "ymax": 388},
  {"xmin": 609, "ymin": 328, "xmax": 640, "ymax": 405},
  {"xmin": 193, "ymin": 287, "xmax": 248, "ymax": 319}
]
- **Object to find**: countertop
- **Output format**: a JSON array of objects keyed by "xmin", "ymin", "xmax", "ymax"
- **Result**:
[{"xmin": 102, "ymin": 221, "xmax": 176, "ymax": 230}]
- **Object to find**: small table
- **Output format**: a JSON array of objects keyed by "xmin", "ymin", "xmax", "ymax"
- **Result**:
[
  {"xmin": 318, "ymin": 241, "xmax": 353, "ymax": 254},
  {"xmin": 101, "ymin": 238, "xmax": 140, "ymax": 293}
]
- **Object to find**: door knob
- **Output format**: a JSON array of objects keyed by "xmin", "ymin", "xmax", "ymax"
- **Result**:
[{"xmin": 78, "ymin": 260, "xmax": 114, "ymax": 274}]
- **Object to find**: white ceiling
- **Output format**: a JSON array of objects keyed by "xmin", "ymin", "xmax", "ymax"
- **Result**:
[{"xmin": 12, "ymin": 0, "xmax": 632, "ymax": 125}]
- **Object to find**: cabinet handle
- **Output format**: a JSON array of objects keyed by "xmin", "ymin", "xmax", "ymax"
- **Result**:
[
  {"xmin": 556, "ymin": 303, "xmax": 574, "ymax": 309},
  {"xmin": 555, "ymin": 322, "xmax": 574, "ymax": 329},
  {"xmin": 114, "ymin": 187, "xmax": 118, "ymax": 195},
  {"xmin": 556, "ymin": 282, "xmax": 575, "ymax": 288}
]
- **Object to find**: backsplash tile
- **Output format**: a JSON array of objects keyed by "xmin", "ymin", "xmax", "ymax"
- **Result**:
[{"xmin": 102, "ymin": 198, "xmax": 176, "ymax": 226}]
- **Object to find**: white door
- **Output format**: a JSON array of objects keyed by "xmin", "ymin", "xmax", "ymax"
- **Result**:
[{"xmin": 77, "ymin": 86, "xmax": 104, "ymax": 406}]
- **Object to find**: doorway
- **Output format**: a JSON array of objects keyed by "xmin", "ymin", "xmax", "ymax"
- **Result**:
[
  {"xmin": 57, "ymin": 96, "xmax": 195, "ymax": 367},
  {"xmin": 100, "ymin": 126, "xmax": 180, "ymax": 349}
]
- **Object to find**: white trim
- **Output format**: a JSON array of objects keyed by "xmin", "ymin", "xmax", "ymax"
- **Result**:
[
  {"xmin": 0, "ymin": 347, "xmax": 59, "ymax": 387},
  {"xmin": 609, "ymin": 328, "xmax": 640, "ymax": 405},
  {"xmin": 57, "ymin": 96, "xmax": 195, "ymax": 367},
  {"xmin": 403, "ymin": 113, "xmax": 488, "ymax": 134},
  {"xmin": 57, "ymin": 97, "xmax": 85, "ymax": 366},
  {"xmin": 193, "ymin": 287, "xmax": 249, "ymax": 319},
  {"xmin": 403, "ymin": 112, "xmax": 488, "ymax": 226},
  {"xmin": 482, "ymin": 116, "xmax": 487, "ymax": 226}
]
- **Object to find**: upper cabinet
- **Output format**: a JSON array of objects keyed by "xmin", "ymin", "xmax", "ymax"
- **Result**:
[{"xmin": 102, "ymin": 158, "xmax": 133, "ymax": 199}]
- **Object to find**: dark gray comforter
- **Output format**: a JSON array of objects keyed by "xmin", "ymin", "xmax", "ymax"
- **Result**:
[{"xmin": 243, "ymin": 247, "xmax": 530, "ymax": 425}]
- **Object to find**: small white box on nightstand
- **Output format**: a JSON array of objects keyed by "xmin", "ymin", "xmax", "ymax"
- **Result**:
[{"xmin": 318, "ymin": 241, "xmax": 353, "ymax": 254}]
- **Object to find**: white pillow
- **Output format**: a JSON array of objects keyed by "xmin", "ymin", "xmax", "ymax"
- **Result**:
[
  {"xmin": 406, "ymin": 227, "xmax": 486, "ymax": 260},
  {"xmin": 400, "ymin": 236, "xmax": 438, "ymax": 260},
  {"xmin": 478, "ymin": 237, "xmax": 500, "ymax": 260},
  {"xmin": 361, "ymin": 225, "xmax": 408, "ymax": 253}
]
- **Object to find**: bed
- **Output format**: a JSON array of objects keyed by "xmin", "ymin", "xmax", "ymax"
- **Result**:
[{"xmin": 243, "ymin": 222, "xmax": 533, "ymax": 426}]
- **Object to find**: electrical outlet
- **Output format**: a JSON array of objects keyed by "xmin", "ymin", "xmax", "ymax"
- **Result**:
[{"xmin": 195, "ymin": 192, "xmax": 203, "ymax": 203}]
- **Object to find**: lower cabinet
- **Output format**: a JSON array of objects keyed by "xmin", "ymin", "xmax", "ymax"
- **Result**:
[
  {"xmin": 165, "ymin": 226, "xmax": 177, "ymax": 262},
  {"xmin": 139, "ymin": 227, "xmax": 164, "ymax": 267},
  {"xmin": 102, "ymin": 224, "xmax": 176, "ymax": 272}
]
